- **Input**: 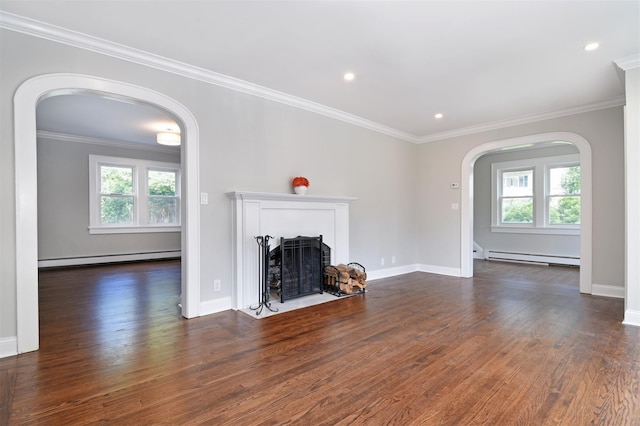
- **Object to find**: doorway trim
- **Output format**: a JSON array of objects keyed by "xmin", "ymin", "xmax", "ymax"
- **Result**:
[
  {"xmin": 14, "ymin": 73, "xmax": 201, "ymax": 353},
  {"xmin": 460, "ymin": 131, "xmax": 592, "ymax": 294}
]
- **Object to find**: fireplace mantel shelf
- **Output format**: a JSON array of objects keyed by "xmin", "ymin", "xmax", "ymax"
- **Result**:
[{"xmin": 227, "ymin": 191, "xmax": 357, "ymax": 204}]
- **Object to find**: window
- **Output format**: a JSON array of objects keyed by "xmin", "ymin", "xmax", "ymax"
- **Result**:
[
  {"xmin": 147, "ymin": 169, "xmax": 179, "ymax": 225},
  {"xmin": 98, "ymin": 164, "xmax": 134, "ymax": 225},
  {"xmin": 548, "ymin": 165, "xmax": 581, "ymax": 225},
  {"xmin": 492, "ymin": 154, "xmax": 580, "ymax": 235},
  {"xmin": 89, "ymin": 155, "xmax": 180, "ymax": 234},
  {"xmin": 500, "ymin": 169, "xmax": 534, "ymax": 224}
]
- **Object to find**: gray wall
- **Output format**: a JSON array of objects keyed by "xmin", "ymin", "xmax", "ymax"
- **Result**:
[
  {"xmin": 1, "ymin": 30, "xmax": 417, "ymax": 338},
  {"xmin": 37, "ymin": 136, "xmax": 181, "ymax": 260},
  {"xmin": 0, "ymin": 28, "xmax": 626, "ymax": 341},
  {"xmin": 416, "ymin": 106, "xmax": 625, "ymax": 289},
  {"xmin": 473, "ymin": 144, "xmax": 580, "ymax": 258}
]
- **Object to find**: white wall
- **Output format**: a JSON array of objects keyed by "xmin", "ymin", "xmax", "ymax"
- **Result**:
[
  {"xmin": 473, "ymin": 144, "xmax": 580, "ymax": 258},
  {"xmin": 417, "ymin": 107, "xmax": 625, "ymax": 289},
  {"xmin": 37, "ymin": 136, "xmax": 181, "ymax": 261}
]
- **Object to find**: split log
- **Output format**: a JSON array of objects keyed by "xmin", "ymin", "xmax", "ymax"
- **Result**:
[
  {"xmin": 353, "ymin": 268, "xmax": 367, "ymax": 282},
  {"xmin": 340, "ymin": 281, "xmax": 353, "ymax": 294}
]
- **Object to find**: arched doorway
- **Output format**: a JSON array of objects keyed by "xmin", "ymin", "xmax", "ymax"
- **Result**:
[
  {"xmin": 460, "ymin": 132, "xmax": 592, "ymax": 294},
  {"xmin": 14, "ymin": 74, "xmax": 201, "ymax": 353}
]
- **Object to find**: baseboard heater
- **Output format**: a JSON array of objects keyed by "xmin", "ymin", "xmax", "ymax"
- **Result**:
[
  {"xmin": 484, "ymin": 250, "xmax": 580, "ymax": 266},
  {"xmin": 38, "ymin": 250, "xmax": 181, "ymax": 268}
]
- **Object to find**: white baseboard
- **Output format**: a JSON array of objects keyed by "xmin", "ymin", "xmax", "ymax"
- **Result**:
[
  {"xmin": 366, "ymin": 265, "xmax": 419, "ymax": 281},
  {"xmin": 417, "ymin": 264, "xmax": 462, "ymax": 277},
  {"xmin": 367, "ymin": 264, "xmax": 462, "ymax": 281},
  {"xmin": 591, "ymin": 284, "xmax": 625, "ymax": 299},
  {"xmin": 0, "ymin": 336, "xmax": 18, "ymax": 358},
  {"xmin": 623, "ymin": 309, "xmax": 640, "ymax": 327},
  {"xmin": 200, "ymin": 296, "xmax": 233, "ymax": 316},
  {"xmin": 38, "ymin": 251, "xmax": 181, "ymax": 268}
]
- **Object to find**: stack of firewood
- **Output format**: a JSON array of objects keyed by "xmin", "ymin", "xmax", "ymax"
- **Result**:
[{"xmin": 324, "ymin": 263, "xmax": 367, "ymax": 295}]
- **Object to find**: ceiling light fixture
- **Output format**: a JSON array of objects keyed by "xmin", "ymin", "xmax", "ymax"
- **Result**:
[
  {"xmin": 584, "ymin": 42, "xmax": 599, "ymax": 51},
  {"xmin": 344, "ymin": 72, "xmax": 355, "ymax": 82},
  {"xmin": 157, "ymin": 132, "xmax": 181, "ymax": 146},
  {"xmin": 434, "ymin": 113, "xmax": 443, "ymax": 119}
]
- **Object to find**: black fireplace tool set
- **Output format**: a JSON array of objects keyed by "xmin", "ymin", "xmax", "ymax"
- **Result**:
[{"xmin": 251, "ymin": 235, "xmax": 278, "ymax": 316}]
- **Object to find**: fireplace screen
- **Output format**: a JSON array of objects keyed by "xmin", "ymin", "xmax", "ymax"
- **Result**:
[{"xmin": 269, "ymin": 236, "xmax": 330, "ymax": 302}]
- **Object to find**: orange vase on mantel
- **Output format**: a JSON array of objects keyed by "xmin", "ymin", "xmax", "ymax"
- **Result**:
[{"xmin": 292, "ymin": 176, "xmax": 309, "ymax": 195}]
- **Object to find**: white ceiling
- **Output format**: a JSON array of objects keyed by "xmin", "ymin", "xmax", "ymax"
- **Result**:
[
  {"xmin": 36, "ymin": 93, "xmax": 182, "ymax": 150},
  {"xmin": 2, "ymin": 1, "xmax": 638, "ymax": 146}
]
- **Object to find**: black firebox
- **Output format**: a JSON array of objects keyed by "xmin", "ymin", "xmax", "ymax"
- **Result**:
[{"xmin": 268, "ymin": 235, "xmax": 330, "ymax": 302}]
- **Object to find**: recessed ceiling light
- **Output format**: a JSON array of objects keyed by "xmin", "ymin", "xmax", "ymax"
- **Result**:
[
  {"xmin": 344, "ymin": 72, "xmax": 355, "ymax": 82},
  {"xmin": 584, "ymin": 42, "xmax": 599, "ymax": 51},
  {"xmin": 434, "ymin": 113, "xmax": 443, "ymax": 119}
]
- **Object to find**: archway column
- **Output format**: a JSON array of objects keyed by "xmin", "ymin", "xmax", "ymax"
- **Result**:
[
  {"xmin": 14, "ymin": 74, "xmax": 201, "ymax": 353},
  {"xmin": 620, "ymin": 65, "xmax": 640, "ymax": 326},
  {"xmin": 460, "ymin": 132, "xmax": 592, "ymax": 295}
]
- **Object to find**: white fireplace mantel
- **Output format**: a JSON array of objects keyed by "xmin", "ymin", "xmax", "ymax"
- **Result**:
[{"xmin": 227, "ymin": 191, "xmax": 356, "ymax": 309}]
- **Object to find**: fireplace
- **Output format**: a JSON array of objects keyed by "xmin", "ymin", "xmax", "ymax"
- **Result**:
[
  {"xmin": 228, "ymin": 191, "xmax": 356, "ymax": 309},
  {"xmin": 269, "ymin": 236, "xmax": 331, "ymax": 302}
]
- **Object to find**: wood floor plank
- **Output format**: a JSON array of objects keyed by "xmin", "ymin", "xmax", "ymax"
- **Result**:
[{"xmin": 1, "ymin": 259, "xmax": 639, "ymax": 424}]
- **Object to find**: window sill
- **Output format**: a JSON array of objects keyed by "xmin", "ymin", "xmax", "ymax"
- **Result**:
[
  {"xmin": 490, "ymin": 226, "xmax": 579, "ymax": 236},
  {"xmin": 89, "ymin": 226, "xmax": 181, "ymax": 235}
]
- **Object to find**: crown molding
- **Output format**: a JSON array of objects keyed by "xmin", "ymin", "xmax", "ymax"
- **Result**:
[
  {"xmin": 0, "ymin": 11, "xmax": 419, "ymax": 144},
  {"xmin": 614, "ymin": 53, "xmax": 640, "ymax": 71},
  {"xmin": 0, "ymin": 11, "xmax": 629, "ymax": 146},
  {"xmin": 417, "ymin": 97, "xmax": 626, "ymax": 144},
  {"xmin": 37, "ymin": 130, "xmax": 180, "ymax": 154}
]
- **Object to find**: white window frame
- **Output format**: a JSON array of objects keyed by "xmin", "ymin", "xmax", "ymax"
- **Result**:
[
  {"xmin": 491, "ymin": 154, "xmax": 580, "ymax": 235},
  {"xmin": 89, "ymin": 155, "xmax": 181, "ymax": 234}
]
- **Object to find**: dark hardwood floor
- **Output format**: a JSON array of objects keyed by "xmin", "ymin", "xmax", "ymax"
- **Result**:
[{"xmin": 1, "ymin": 260, "xmax": 639, "ymax": 425}]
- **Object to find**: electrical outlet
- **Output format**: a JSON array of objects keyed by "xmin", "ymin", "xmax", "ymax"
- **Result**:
[
  {"xmin": 392, "ymin": 256, "xmax": 396, "ymax": 264},
  {"xmin": 213, "ymin": 279, "xmax": 221, "ymax": 292},
  {"xmin": 381, "ymin": 258, "xmax": 385, "ymax": 266}
]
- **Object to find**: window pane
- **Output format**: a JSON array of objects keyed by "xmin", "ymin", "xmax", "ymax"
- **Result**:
[
  {"xmin": 549, "ymin": 196, "xmax": 580, "ymax": 225},
  {"xmin": 549, "ymin": 166, "xmax": 580, "ymax": 195},
  {"xmin": 100, "ymin": 165, "xmax": 133, "ymax": 194},
  {"xmin": 148, "ymin": 197, "xmax": 177, "ymax": 224},
  {"xmin": 101, "ymin": 196, "xmax": 133, "ymax": 225},
  {"xmin": 148, "ymin": 170, "xmax": 176, "ymax": 196},
  {"xmin": 502, "ymin": 198, "xmax": 533, "ymax": 223},
  {"xmin": 502, "ymin": 170, "xmax": 533, "ymax": 197}
]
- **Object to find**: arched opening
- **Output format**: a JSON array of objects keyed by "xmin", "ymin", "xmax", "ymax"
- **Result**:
[
  {"xmin": 14, "ymin": 74, "xmax": 201, "ymax": 354},
  {"xmin": 460, "ymin": 132, "xmax": 592, "ymax": 294}
]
